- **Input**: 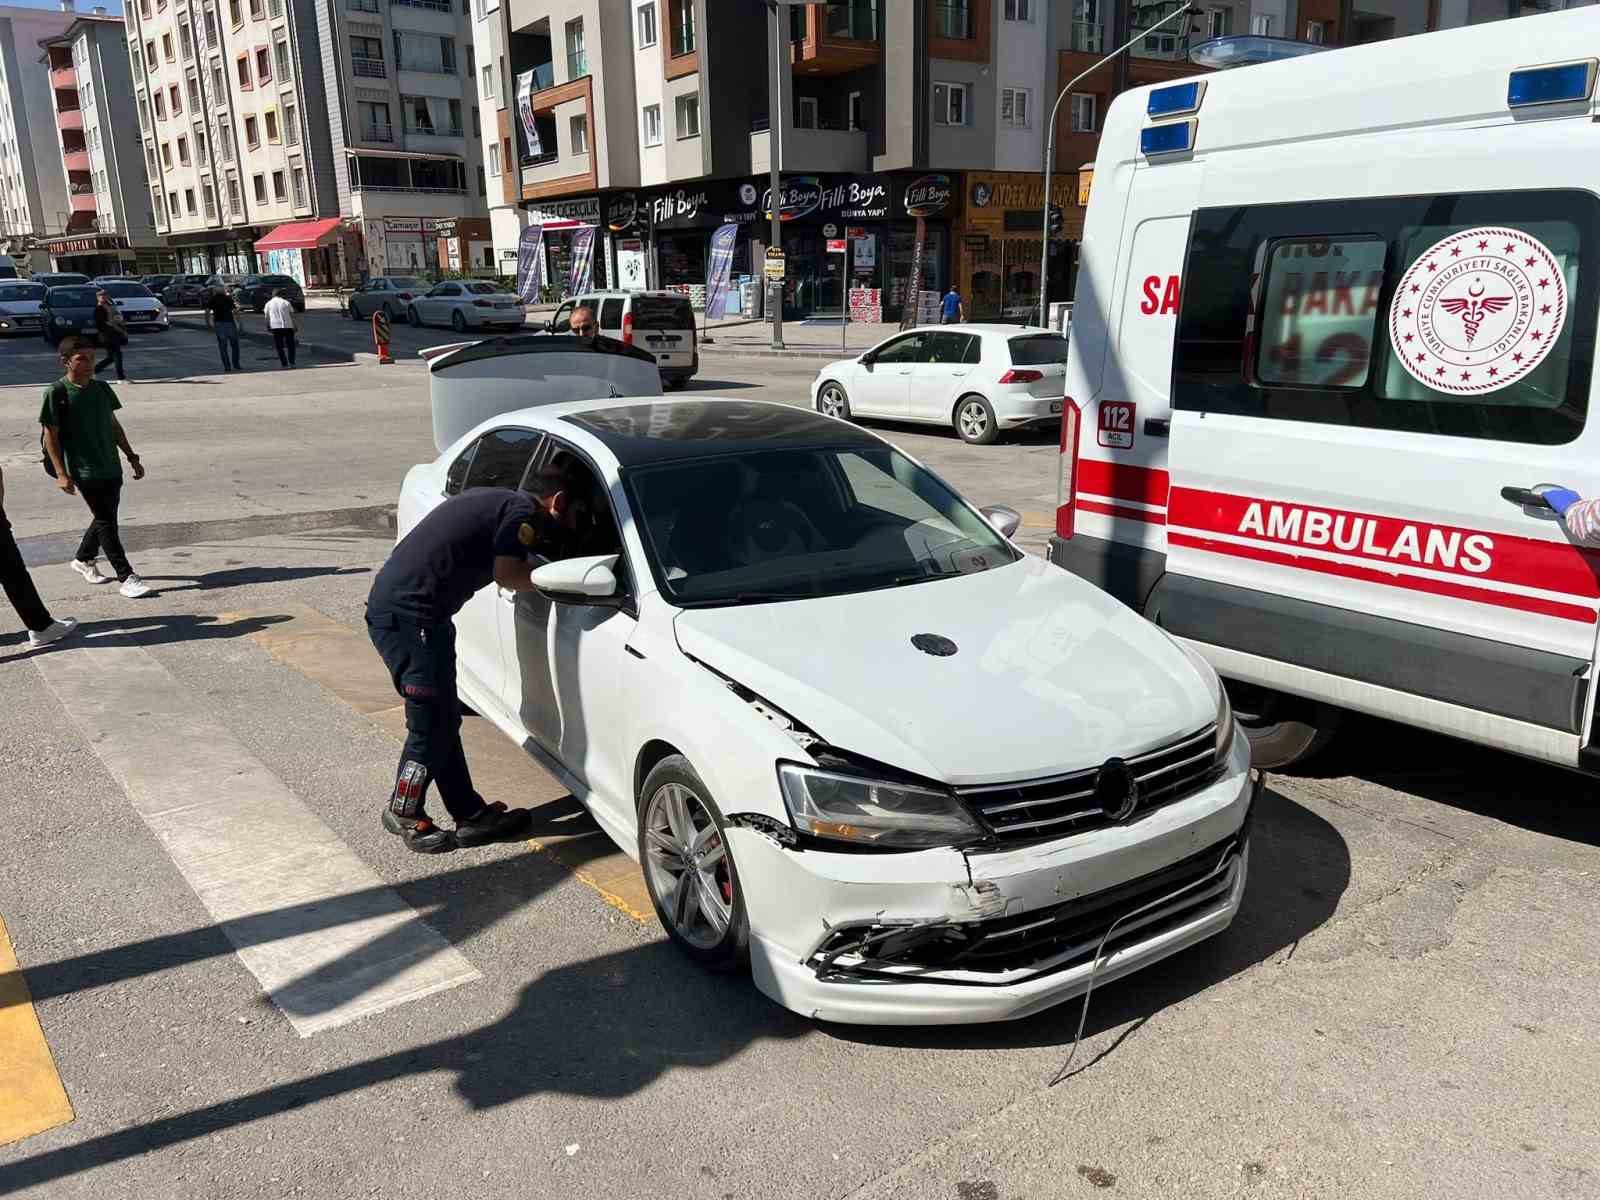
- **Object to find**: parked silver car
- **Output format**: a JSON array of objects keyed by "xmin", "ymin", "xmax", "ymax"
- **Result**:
[{"xmin": 0, "ymin": 281, "xmax": 46, "ymax": 335}]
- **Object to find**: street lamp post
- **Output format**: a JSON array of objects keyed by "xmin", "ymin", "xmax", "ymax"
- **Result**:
[
  {"xmin": 766, "ymin": 0, "xmax": 787, "ymax": 349},
  {"xmin": 1036, "ymin": 2, "xmax": 1195, "ymax": 328}
]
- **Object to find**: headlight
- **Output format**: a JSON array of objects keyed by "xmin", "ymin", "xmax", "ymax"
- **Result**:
[
  {"xmin": 778, "ymin": 763, "xmax": 983, "ymax": 849},
  {"xmin": 1215, "ymin": 683, "xmax": 1234, "ymax": 760}
]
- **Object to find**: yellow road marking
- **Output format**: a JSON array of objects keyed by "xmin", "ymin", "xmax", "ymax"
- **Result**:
[
  {"xmin": 1021, "ymin": 509, "xmax": 1056, "ymax": 529},
  {"xmin": 0, "ymin": 915, "xmax": 74, "ymax": 1147},
  {"xmin": 227, "ymin": 606, "xmax": 656, "ymax": 924}
]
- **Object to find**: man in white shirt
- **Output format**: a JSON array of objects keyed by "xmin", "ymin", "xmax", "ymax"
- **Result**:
[{"xmin": 263, "ymin": 288, "xmax": 300, "ymax": 369}]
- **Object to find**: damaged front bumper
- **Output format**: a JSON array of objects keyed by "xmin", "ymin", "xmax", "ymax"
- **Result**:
[{"xmin": 730, "ymin": 729, "xmax": 1255, "ymax": 1025}]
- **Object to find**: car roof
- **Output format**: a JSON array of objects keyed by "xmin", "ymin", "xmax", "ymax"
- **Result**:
[
  {"xmin": 573, "ymin": 290, "xmax": 691, "ymax": 299},
  {"xmin": 898, "ymin": 323, "xmax": 1057, "ymax": 337},
  {"xmin": 555, "ymin": 397, "xmax": 884, "ymax": 468}
]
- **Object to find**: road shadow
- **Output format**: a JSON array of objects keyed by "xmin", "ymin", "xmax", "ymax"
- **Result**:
[
  {"xmin": 683, "ymin": 378, "xmax": 770, "ymax": 392},
  {"xmin": 820, "ymin": 782, "xmax": 1349, "ymax": 1061},
  {"xmin": 140, "ymin": 564, "xmax": 371, "ymax": 592},
  {"xmin": 1290, "ymin": 713, "xmax": 1600, "ymax": 847},
  {"xmin": 0, "ymin": 612, "xmax": 293, "ymax": 659},
  {"xmin": 849, "ymin": 415, "xmax": 1062, "ymax": 448}
]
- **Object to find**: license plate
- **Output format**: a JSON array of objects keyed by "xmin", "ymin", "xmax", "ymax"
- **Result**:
[
  {"xmin": 128, "ymin": 312, "xmax": 153, "ymax": 321},
  {"xmin": 1050, "ymin": 400, "xmax": 1064, "ymax": 414},
  {"xmin": 17, "ymin": 317, "xmax": 37, "ymax": 326}
]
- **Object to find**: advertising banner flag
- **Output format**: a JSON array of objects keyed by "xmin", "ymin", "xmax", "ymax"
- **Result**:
[
  {"xmin": 704, "ymin": 222, "xmax": 739, "ymax": 319},
  {"xmin": 516, "ymin": 71, "xmax": 541, "ymax": 157},
  {"xmin": 900, "ymin": 216, "xmax": 927, "ymax": 330},
  {"xmin": 515, "ymin": 223, "xmax": 545, "ymax": 303},
  {"xmin": 568, "ymin": 226, "xmax": 596, "ymax": 296}
]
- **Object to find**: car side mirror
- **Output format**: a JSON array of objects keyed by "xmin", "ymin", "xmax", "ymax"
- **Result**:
[
  {"xmin": 980, "ymin": 505, "xmax": 1022, "ymax": 539},
  {"xmin": 530, "ymin": 553, "xmax": 622, "ymax": 605},
  {"xmin": 859, "ymin": 351, "xmax": 875, "ymax": 366}
]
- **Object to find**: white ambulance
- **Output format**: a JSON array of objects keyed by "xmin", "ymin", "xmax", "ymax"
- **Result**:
[{"xmin": 1055, "ymin": 11, "xmax": 1600, "ymax": 771}]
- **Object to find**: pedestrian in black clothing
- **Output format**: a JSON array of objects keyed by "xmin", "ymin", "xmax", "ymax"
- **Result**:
[
  {"xmin": 206, "ymin": 286, "xmax": 243, "ymax": 372},
  {"xmin": 93, "ymin": 289, "xmax": 129, "ymax": 382},
  {"xmin": 0, "ymin": 466, "xmax": 78, "ymax": 647}
]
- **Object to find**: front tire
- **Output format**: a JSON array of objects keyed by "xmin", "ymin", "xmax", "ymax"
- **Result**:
[
  {"xmin": 408, "ymin": 305, "xmax": 422, "ymax": 327},
  {"xmin": 1226, "ymin": 681, "xmax": 1341, "ymax": 769},
  {"xmin": 954, "ymin": 394, "xmax": 999, "ymax": 445},
  {"xmin": 638, "ymin": 755, "xmax": 749, "ymax": 972},
  {"xmin": 816, "ymin": 381, "xmax": 851, "ymax": 421},
  {"xmin": 451, "ymin": 309, "xmax": 467, "ymax": 333},
  {"xmin": 350, "ymin": 299, "xmax": 362, "ymax": 321}
]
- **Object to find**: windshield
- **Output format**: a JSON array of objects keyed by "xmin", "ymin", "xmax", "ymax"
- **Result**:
[
  {"xmin": 40, "ymin": 275, "xmax": 87, "ymax": 286},
  {"xmin": 1008, "ymin": 334, "xmax": 1070, "ymax": 365},
  {"xmin": 241, "ymin": 276, "xmax": 263, "ymax": 286},
  {"xmin": 628, "ymin": 445, "xmax": 1018, "ymax": 606},
  {"xmin": 50, "ymin": 287, "xmax": 98, "ymax": 306},
  {"xmin": 0, "ymin": 284, "xmax": 45, "ymax": 302},
  {"xmin": 466, "ymin": 282, "xmax": 500, "ymax": 295},
  {"xmin": 389, "ymin": 277, "xmax": 422, "ymax": 289},
  {"xmin": 104, "ymin": 282, "xmax": 153, "ymax": 299},
  {"xmin": 632, "ymin": 296, "xmax": 694, "ymax": 329}
]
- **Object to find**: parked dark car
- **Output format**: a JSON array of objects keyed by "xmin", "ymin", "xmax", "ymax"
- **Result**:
[
  {"xmin": 40, "ymin": 285, "xmax": 102, "ymax": 345},
  {"xmin": 162, "ymin": 273, "xmax": 215, "ymax": 307},
  {"xmin": 33, "ymin": 272, "xmax": 90, "ymax": 288},
  {"xmin": 140, "ymin": 273, "xmax": 176, "ymax": 294},
  {"xmin": 232, "ymin": 274, "xmax": 305, "ymax": 312}
]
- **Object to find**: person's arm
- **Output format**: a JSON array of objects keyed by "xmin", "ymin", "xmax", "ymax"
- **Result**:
[
  {"xmin": 493, "ymin": 555, "xmax": 537, "ymax": 593},
  {"xmin": 0, "ymin": 464, "xmax": 6, "ymax": 508},
  {"xmin": 41, "ymin": 425, "xmax": 72, "ymax": 493},
  {"xmin": 111, "ymin": 415, "xmax": 144, "ymax": 480},
  {"xmin": 205, "ymin": 305, "xmax": 214, "ymax": 330}
]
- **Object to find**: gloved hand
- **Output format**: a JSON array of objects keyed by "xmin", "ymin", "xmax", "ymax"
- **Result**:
[
  {"xmin": 1537, "ymin": 485, "xmax": 1600, "ymax": 545},
  {"xmin": 1535, "ymin": 485, "xmax": 1583, "ymax": 515}
]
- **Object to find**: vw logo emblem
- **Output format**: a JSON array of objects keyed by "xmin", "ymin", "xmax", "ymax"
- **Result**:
[{"xmin": 1093, "ymin": 758, "xmax": 1140, "ymax": 822}]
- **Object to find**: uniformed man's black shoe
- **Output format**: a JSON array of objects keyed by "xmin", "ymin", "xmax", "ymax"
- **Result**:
[
  {"xmin": 382, "ymin": 808, "xmax": 456, "ymax": 854},
  {"xmin": 453, "ymin": 803, "xmax": 532, "ymax": 848}
]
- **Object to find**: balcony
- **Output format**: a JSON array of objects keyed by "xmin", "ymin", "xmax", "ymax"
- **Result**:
[
  {"xmin": 362, "ymin": 121, "xmax": 394, "ymax": 142},
  {"xmin": 69, "ymin": 190, "xmax": 97, "ymax": 212},
  {"xmin": 750, "ymin": 120, "xmax": 867, "ymax": 174},
  {"xmin": 393, "ymin": 0, "xmax": 453, "ymax": 7},
  {"xmin": 526, "ymin": 62, "xmax": 554, "ymax": 91},
  {"xmin": 790, "ymin": 1, "xmax": 880, "ymax": 76},
  {"xmin": 1070, "ymin": 20, "xmax": 1104, "ymax": 52},
  {"xmin": 1130, "ymin": 27, "xmax": 1188, "ymax": 59},
  {"xmin": 406, "ymin": 124, "xmax": 464, "ymax": 138},
  {"xmin": 58, "ymin": 108, "xmax": 84, "ymax": 131},
  {"xmin": 352, "ymin": 56, "xmax": 387, "ymax": 79},
  {"xmin": 50, "ymin": 66, "xmax": 76, "ymax": 89},
  {"xmin": 62, "ymin": 149, "xmax": 90, "ymax": 171}
]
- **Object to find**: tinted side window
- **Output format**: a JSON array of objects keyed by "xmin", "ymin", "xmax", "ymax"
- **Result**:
[
  {"xmin": 632, "ymin": 296, "xmax": 694, "ymax": 328},
  {"xmin": 444, "ymin": 437, "xmax": 479, "ymax": 495},
  {"xmin": 1008, "ymin": 334, "xmax": 1070, "ymax": 365},
  {"xmin": 1174, "ymin": 189, "xmax": 1599, "ymax": 445},
  {"xmin": 600, "ymin": 298, "xmax": 625, "ymax": 328},
  {"xmin": 463, "ymin": 428, "xmax": 542, "ymax": 490},
  {"xmin": 874, "ymin": 334, "xmax": 927, "ymax": 365},
  {"xmin": 924, "ymin": 332, "xmax": 972, "ymax": 364}
]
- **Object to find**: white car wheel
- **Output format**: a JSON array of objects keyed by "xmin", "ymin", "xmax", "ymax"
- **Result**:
[
  {"xmin": 817, "ymin": 381, "xmax": 852, "ymax": 421},
  {"xmin": 954, "ymin": 395, "xmax": 999, "ymax": 445}
]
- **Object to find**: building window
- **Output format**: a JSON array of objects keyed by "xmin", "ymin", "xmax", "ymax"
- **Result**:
[
  {"xmin": 161, "ymin": 141, "xmax": 173, "ymax": 168},
  {"xmin": 642, "ymin": 102, "xmax": 661, "ymax": 146},
  {"xmin": 218, "ymin": 120, "xmax": 235, "ymax": 162},
  {"xmin": 203, "ymin": 183, "xmax": 216, "ymax": 218},
  {"xmin": 180, "ymin": 23, "xmax": 194, "ymax": 59},
  {"xmin": 932, "ymin": 81, "xmax": 969, "ymax": 126},
  {"xmin": 187, "ymin": 75, "xmax": 201, "ymax": 109},
  {"xmin": 252, "ymin": 173, "xmax": 266, "ymax": 203},
  {"xmin": 255, "ymin": 47, "xmax": 271, "ymax": 82},
  {"xmin": 145, "ymin": 143, "xmax": 158, "ymax": 175},
  {"xmin": 351, "ymin": 36, "xmax": 385, "ymax": 78},
  {"xmin": 449, "ymin": 97, "xmax": 462, "ymax": 132},
  {"xmin": 244, "ymin": 114, "xmax": 259, "ymax": 146},
  {"xmin": 359, "ymin": 100, "xmax": 391, "ymax": 140},
  {"xmin": 248, "ymin": 0, "xmax": 263, "ymax": 18},
  {"xmin": 480, "ymin": 64, "xmax": 494, "ymax": 97},
  {"xmin": 154, "ymin": 91, "xmax": 167, "ymax": 120},
  {"xmin": 487, "ymin": 140, "xmax": 500, "ymax": 174},
  {"xmin": 1205, "ymin": 8, "xmax": 1230, "ymax": 38},
  {"xmin": 169, "ymin": 84, "xmax": 182, "ymax": 114},
  {"xmin": 569, "ymin": 113, "xmax": 587, "ymax": 154},
  {"xmin": 177, "ymin": 134, "xmax": 190, "ymax": 163},
  {"xmin": 1000, "ymin": 87, "xmax": 1030, "ymax": 128},
  {"xmin": 404, "ymin": 94, "xmax": 435, "ymax": 133},
  {"xmin": 848, "ymin": 90, "xmax": 863, "ymax": 131},
  {"xmin": 674, "ymin": 93, "xmax": 699, "ymax": 139},
  {"xmin": 211, "ymin": 60, "xmax": 226, "ymax": 97},
  {"xmin": 196, "ymin": 130, "xmax": 207, "ymax": 164},
  {"xmin": 284, "ymin": 103, "xmax": 299, "ymax": 145},
  {"xmin": 472, "ymin": 106, "xmax": 480, "ymax": 137},
  {"xmin": 227, "ymin": 174, "xmax": 241, "ymax": 214},
  {"xmin": 393, "ymin": 32, "xmax": 455, "ymax": 73},
  {"xmin": 291, "ymin": 166, "xmax": 306, "ymax": 206},
  {"xmin": 1003, "ymin": 0, "xmax": 1031, "ymax": 19},
  {"xmin": 796, "ymin": 96, "xmax": 817, "ymax": 129},
  {"xmin": 265, "ymin": 109, "xmax": 279, "ymax": 141},
  {"xmin": 1304, "ymin": 19, "xmax": 1326, "ymax": 42},
  {"xmin": 236, "ymin": 55, "xmax": 252, "ymax": 88},
  {"xmin": 476, "ymin": 164, "xmax": 485, "ymax": 195},
  {"xmin": 935, "ymin": 0, "xmax": 971, "ymax": 38},
  {"xmin": 670, "ymin": 0, "xmax": 695, "ymax": 55},
  {"xmin": 168, "ymin": 191, "xmax": 179, "ymax": 216},
  {"xmin": 185, "ymin": 187, "xmax": 196, "ymax": 214},
  {"xmin": 1250, "ymin": 13, "xmax": 1274, "ymax": 34},
  {"xmin": 205, "ymin": 9, "xmax": 219, "ymax": 44},
  {"xmin": 163, "ymin": 32, "xmax": 174, "ymax": 60},
  {"xmin": 565, "ymin": 18, "xmax": 586, "ymax": 78},
  {"xmin": 1069, "ymin": 92, "xmax": 1096, "ymax": 132},
  {"xmin": 637, "ymin": 2, "xmax": 657, "ymax": 47},
  {"xmin": 145, "ymin": 40, "xmax": 157, "ymax": 69},
  {"xmin": 228, "ymin": 0, "xmax": 242, "ymax": 25},
  {"xmin": 273, "ymin": 35, "xmax": 289, "ymax": 82},
  {"xmin": 272, "ymin": 170, "xmax": 285, "ymax": 201}
]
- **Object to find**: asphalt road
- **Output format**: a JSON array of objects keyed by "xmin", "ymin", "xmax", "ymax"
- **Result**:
[{"xmin": 0, "ymin": 331, "xmax": 1597, "ymax": 1199}]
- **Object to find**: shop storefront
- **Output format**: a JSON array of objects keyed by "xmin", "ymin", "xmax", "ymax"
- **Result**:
[
  {"xmin": 957, "ymin": 172, "xmax": 1084, "ymax": 321},
  {"xmin": 601, "ymin": 172, "xmax": 957, "ymax": 323},
  {"xmin": 254, "ymin": 218, "xmax": 360, "ymax": 287},
  {"xmin": 166, "ymin": 231, "xmax": 262, "ymax": 276},
  {"xmin": 431, "ymin": 217, "xmax": 495, "ymax": 277},
  {"xmin": 520, "ymin": 197, "xmax": 608, "ymax": 300},
  {"xmin": 42, "ymin": 233, "xmax": 143, "ymax": 277}
]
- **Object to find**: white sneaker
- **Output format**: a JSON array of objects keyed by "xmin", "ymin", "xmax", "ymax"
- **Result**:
[
  {"xmin": 71, "ymin": 559, "xmax": 112, "ymax": 585},
  {"xmin": 28, "ymin": 617, "xmax": 78, "ymax": 647},
  {"xmin": 118, "ymin": 574, "xmax": 151, "ymax": 599}
]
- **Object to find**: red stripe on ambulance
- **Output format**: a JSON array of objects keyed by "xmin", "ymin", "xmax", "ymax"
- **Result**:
[{"xmin": 1076, "ymin": 459, "xmax": 1171, "ymax": 507}]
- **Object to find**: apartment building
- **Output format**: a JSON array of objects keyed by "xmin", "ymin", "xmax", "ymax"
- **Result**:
[
  {"xmin": 40, "ymin": 12, "xmax": 165, "ymax": 275},
  {"xmin": 319, "ymin": 0, "xmax": 490, "ymax": 277},
  {"xmin": 0, "ymin": 4, "xmax": 74, "ymax": 266}
]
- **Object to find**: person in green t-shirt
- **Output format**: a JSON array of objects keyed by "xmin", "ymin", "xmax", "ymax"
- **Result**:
[{"xmin": 39, "ymin": 336, "xmax": 151, "ymax": 599}]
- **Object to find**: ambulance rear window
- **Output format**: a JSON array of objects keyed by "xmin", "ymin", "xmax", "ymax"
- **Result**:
[{"xmin": 1174, "ymin": 189, "xmax": 1599, "ymax": 445}]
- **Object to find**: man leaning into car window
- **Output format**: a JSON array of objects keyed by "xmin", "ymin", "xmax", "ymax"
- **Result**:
[{"xmin": 365, "ymin": 459, "xmax": 593, "ymax": 853}]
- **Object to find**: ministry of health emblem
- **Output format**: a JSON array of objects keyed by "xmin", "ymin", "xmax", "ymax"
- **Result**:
[{"xmin": 1388, "ymin": 226, "xmax": 1568, "ymax": 396}]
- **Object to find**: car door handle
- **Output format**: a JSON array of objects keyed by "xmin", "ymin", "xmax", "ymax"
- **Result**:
[
  {"xmin": 952, "ymin": 370, "xmax": 969, "ymax": 377},
  {"xmin": 1501, "ymin": 485, "xmax": 1553, "ymax": 510}
]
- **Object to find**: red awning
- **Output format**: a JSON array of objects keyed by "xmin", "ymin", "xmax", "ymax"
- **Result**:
[{"xmin": 253, "ymin": 217, "xmax": 344, "ymax": 252}]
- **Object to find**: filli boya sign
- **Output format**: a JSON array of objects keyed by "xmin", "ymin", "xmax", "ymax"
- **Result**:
[{"xmin": 903, "ymin": 173, "xmax": 954, "ymax": 218}]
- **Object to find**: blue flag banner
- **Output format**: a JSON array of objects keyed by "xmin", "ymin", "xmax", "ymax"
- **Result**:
[
  {"xmin": 569, "ymin": 226, "xmax": 596, "ymax": 296},
  {"xmin": 516, "ymin": 223, "xmax": 545, "ymax": 303},
  {"xmin": 704, "ymin": 223, "xmax": 739, "ymax": 319}
]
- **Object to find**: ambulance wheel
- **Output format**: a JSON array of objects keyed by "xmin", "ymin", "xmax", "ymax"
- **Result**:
[
  {"xmin": 638, "ymin": 755, "xmax": 749, "ymax": 973},
  {"xmin": 816, "ymin": 381, "xmax": 851, "ymax": 422},
  {"xmin": 954, "ymin": 395, "xmax": 999, "ymax": 445},
  {"xmin": 1226, "ymin": 681, "xmax": 1340, "ymax": 769}
]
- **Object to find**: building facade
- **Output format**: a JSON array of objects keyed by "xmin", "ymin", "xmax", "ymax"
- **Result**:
[
  {"xmin": 41, "ymin": 12, "xmax": 165, "ymax": 275},
  {"xmin": 0, "ymin": 4, "xmax": 75, "ymax": 268}
]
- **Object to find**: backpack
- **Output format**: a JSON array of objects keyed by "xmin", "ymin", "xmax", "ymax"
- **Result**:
[{"xmin": 40, "ymin": 381, "xmax": 69, "ymax": 479}]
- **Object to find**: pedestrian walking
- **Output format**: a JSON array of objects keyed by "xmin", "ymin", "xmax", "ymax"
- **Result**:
[
  {"xmin": 39, "ymin": 335, "xmax": 151, "ymax": 599},
  {"xmin": 0, "ymin": 466, "xmax": 78, "ymax": 647},
  {"xmin": 264, "ymin": 288, "xmax": 300, "ymax": 368},
  {"xmin": 93, "ymin": 288, "xmax": 129, "ymax": 382},
  {"xmin": 365, "ymin": 462, "xmax": 592, "ymax": 852},
  {"xmin": 940, "ymin": 285, "xmax": 965, "ymax": 325},
  {"xmin": 206, "ymin": 284, "xmax": 243, "ymax": 372}
]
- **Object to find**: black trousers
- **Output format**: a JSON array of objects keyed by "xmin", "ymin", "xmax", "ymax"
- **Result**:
[
  {"xmin": 271, "ymin": 329, "xmax": 297, "ymax": 367},
  {"xmin": 74, "ymin": 479, "xmax": 133, "ymax": 580},
  {"xmin": 96, "ymin": 343, "xmax": 126, "ymax": 380},
  {"xmin": 366, "ymin": 611, "xmax": 483, "ymax": 822},
  {"xmin": 0, "ymin": 513, "xmax": 52, "ymax": 632}
]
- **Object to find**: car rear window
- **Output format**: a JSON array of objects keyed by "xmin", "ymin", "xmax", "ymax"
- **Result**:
[
  {"xmin": 104, "ymin": 282, "xmax": 153, "ymax": 298},
  {"xmin": 632, "ymin": 296, "xmax": 694, "ymax": 329},
  {"xmin": 0, "ymin": 284, "xmax": 45, "ymax": 301},
  {"xmin": 51, "ymin": 287, "xmax": 97, "ymax": 306},
  {"xmin": 1008, "ymin": 334, "xmax": 1070, "ymax": 365},
  {"xmin": 466, "ymin": 282, "xmax": 499, "ymax": 295}
]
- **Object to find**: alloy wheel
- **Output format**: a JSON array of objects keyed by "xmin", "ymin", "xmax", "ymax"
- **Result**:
[
  {"xmin": 958, "ymin": 399, "xmax": 990, "ymax": 441},
  {"xmin": 642, "ymin": 782, "xmax": 733, "ymax": 950},
  {"xmin": 819, "ymin": 384, "xmax": 847, "ymax": 417}
]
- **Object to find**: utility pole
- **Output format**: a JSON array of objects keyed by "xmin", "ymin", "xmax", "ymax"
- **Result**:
[{"xmin": 766, "ymin": 0, "xmax": 785, "ymax": 349}]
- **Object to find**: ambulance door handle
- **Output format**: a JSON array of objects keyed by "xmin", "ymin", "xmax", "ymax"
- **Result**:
[
  {"xmin": 1500, "ymin": 486, "xmax": 1552, "ymax": 510},
  {"xmin": 1144, "ymin": 418, "xmax": 1170, "ymax": 438}
]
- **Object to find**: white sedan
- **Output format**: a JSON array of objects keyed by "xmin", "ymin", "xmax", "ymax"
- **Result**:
[
  {"xmin": 812, "ymin": 324, "xmax": 1069, "ymax": 445},
  {"xmin": 0, "ymin": 281, "xmax": 45, "ymax": 335},
  {"xmin": 99, "ymin": 280, "xmax": 170, "ymax": 331},
  {"xmin": 407, "ymin": 281, "xmax": 527, "ymax": 333},
  {"xmin": 395, "ymin": 394, "xmax": 1252, "ymax": 1025}
]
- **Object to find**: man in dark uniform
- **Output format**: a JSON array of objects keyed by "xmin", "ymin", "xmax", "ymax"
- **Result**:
[{"xmin": 366, "ymin": 464, "xmax": 588, "ymax": 852}]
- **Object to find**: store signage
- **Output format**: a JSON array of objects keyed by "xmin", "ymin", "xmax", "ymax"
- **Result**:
[
  {"xmin": 606, "ymin": 193, "xmax": 639, "ymax": 232},
  {"xmin": 903, "ymin": 173, "xmax": 954, "ymax": 217},
  {"xmin": 516, "ymin": 223, "xmax": 545, "ymax": 302},
  {"xmin": 964, "ymin": 233, "xmax": 990, "ymax": 254},
  {"xmin": 705, "ymin": 223, "xmax": 740, "ymax": 319},
  {"xmin": 826, "ymin": 238, "xmax": 847, "ymax": 253},
  {"xmin": 823, "ymin": 223, "xmax": 838, "ymax": 238},
  {"xmin": 650, "ymin": 187, "xmax": 709, "ymax": 225},
  {"xmin": 853, "ymin": 233, "xmax": 876, "ymax": 271},
  {"xmin": 568, "ymin": 226, "xmax": 596, "ymax": 295},
  {"xmin": 629, "ymin": 174, "xmax": 900, "ymax": 231},
  {"xmin": 765, "ymin": 175, "xmax": 823, "ymax": 222},
  {"xmin": 846, "ymin": 226, "xmax": 867, "ymax": 240},
  {"xmin": 527, "ymin": 197, "xmax": 600, "ymax": 225},
  {"xmin": 516, "ymin": 70, "xmax": 541, "ymax": 157},
  {"xmin": 1077, "ymin": 168, "xmax": 1094, "ymax": 207},
  {"xmin": 764, "ymin": 247, "xmax": 786, "ymax": 281}
]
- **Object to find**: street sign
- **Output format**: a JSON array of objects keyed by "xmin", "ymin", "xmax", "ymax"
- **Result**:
[
  {"xmin": 826, "ymin": 238, "xmax": 847, "ymax": 254},
  {"xmin": 764, "ymin": 247, "xmax": 786, "ymax": 281}
]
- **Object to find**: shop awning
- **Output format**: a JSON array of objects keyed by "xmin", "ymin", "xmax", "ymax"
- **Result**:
[{"xmin": 253, "ymin": 218, "xmax": 344, "ymax": 253}]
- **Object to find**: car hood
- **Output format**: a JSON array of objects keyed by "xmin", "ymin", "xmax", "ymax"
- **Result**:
[
  {"xmin": 115, "ymin": 299, "xmax": 161, "ymax": 309},
  {"xmin": 672, "ymin": 556, "xmax": 1216, "ymax": 787}
]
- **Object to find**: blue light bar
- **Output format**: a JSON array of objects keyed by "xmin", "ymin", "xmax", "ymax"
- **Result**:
[
  {"xmin": 1147, "ymin": 80, "xmax": 1205, "ymax": 118},
  {"xmin": 1140, "ymin": 120, "xmax": 1196, "ymax": 158},
  {"xmin": 1507, "ymin": 60, "xmax": 1596, "ymax": 108}
]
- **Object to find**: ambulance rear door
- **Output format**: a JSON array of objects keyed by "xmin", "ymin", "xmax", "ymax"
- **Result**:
[{"xmin": 1158, "ymin": 166, "xmax": 1600, "ymax": 765}]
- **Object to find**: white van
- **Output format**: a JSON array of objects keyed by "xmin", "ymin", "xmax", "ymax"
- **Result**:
[
  {"xmin": 1055, "ymin": 12, "xmax": 1600, "ymax": 773},
  {"xmin": 545, "ymin": 290, "xmax": 699, "ymax": 388}
]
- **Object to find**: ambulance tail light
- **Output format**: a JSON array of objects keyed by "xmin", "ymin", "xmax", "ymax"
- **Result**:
[
  {"xmin": 1139, "ymin": 119, "xmax": 1196, "ymax": 158},
  {"xmin": 1056, "ymin": 398, "xmax": 1081, "ymax": 541},
  {"xmin": 997, "ymin": 368, "xmax": 1044, "ymax": 384},
  {"xmin": 1507, "ymin": 60, "xmax": 1596, "ymax": 109},
  {"xmin": 622, "ymin": 311, "xmax": 634, "ymax": 346}
]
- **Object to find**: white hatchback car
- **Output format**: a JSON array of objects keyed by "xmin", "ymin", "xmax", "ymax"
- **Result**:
[
  {"xmin": 812, "ymin": 324, "xmax": 1069, "ymax": 445},
  {"xmin": 0, "ymin": 280, "xmax": 45, "ymax": 335},
  {"xmin": 395, "ymin": 393, "xmax": 1253, "ymax": 1025}
]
